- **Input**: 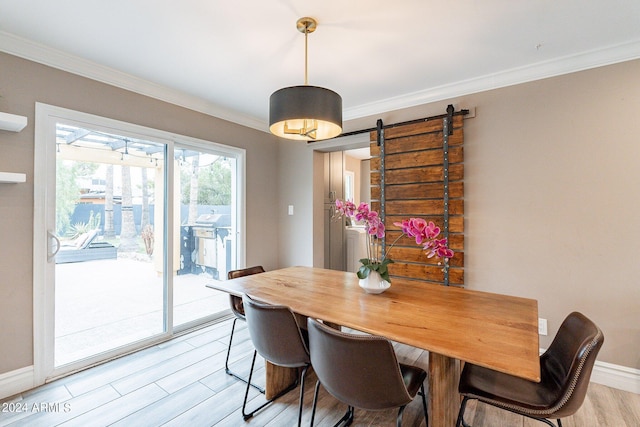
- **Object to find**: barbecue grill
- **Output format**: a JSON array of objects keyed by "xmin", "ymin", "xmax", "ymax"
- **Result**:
[{"xmin": 191, "ymin": 212, "xmax": 231, "ymax": 278}]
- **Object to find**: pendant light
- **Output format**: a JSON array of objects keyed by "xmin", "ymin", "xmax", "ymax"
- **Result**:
[{"xmin": 269, "ymin": 17, "xmax": 342, "ymax": 141}]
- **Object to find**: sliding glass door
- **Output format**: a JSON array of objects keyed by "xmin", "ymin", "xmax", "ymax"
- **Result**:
[
  {"xmin": 34, "ymin": 104, "xmax": 245, "ymax": 382},
  {"xmin": 53, "ymin": 123, "xmax": 168, "ymax": 367}
]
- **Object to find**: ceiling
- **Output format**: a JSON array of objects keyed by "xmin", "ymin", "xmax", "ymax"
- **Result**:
[{"xmin": 1, "ymin": 1, "xmax": 639, "ymax": 135}]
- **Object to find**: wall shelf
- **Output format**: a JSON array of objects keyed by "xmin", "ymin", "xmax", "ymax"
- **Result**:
[
  {"xmin": 0, "ymin": 112, "xmax": 28, "ymax": 132},
  {"xmin": 0, "ymin": 172, "xmax": 26, "ymax": 183}
]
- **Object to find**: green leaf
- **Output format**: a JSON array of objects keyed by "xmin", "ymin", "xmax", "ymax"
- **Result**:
[
  {"xmin": 380, "ymin": 270, "xmax": 392, "ymax": 283},
  {"xmin": 357, "ymin": 265, "xmax": 370, "ymax": 279},
  {"xmin": 377, "ymin": 263, "xmax": 387, "ymax": 276},
  {"xmin": 382, "ymin": 258, "xmax": 394, "ymax": 266}
]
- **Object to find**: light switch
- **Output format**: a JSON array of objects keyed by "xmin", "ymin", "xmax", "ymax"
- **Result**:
[{"xmin": 288, "ymin": 205, "xmax": 294, "ymax": 215}]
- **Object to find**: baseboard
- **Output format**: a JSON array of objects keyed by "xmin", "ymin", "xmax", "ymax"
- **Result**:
[
  {"xmin": 0, "ymin": 366, "xmax": 34, "ymax": 400},
  {"xmin": 591, "ymin": 361, "xmax": 640, "ymax": 394}
]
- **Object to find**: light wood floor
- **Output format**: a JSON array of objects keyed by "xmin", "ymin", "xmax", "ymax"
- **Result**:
[{"xmin": 1, "ymin": 318, "xmax": 639, "ymax": 426}]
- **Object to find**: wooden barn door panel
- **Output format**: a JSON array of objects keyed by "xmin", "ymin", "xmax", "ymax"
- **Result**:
[{"xmin": 369, "ymin": 110, "xmax": 465, "ymax": 286}]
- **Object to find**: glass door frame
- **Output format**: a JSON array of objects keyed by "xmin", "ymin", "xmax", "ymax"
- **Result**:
[{"xmin": 33, "ymin": 103, "xmax": 246, "ymax": 384}]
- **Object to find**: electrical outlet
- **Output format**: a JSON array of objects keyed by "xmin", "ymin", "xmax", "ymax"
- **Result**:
[
  {"xmin": 288, "ymin": 205, "xmax": 294, "ymax": 216},
  {"xmin": 538, "ymin": 318, "xmax": 548, "ymax": 336}
]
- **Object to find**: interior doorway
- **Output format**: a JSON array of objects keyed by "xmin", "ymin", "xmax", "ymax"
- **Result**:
[{"xmin": 321, "ymin": 144, "xmax": 372, "ymax": 272}]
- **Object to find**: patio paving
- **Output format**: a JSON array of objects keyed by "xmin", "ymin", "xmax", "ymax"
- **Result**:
[{"xmin": 55, "ymin": 257, "xmax": 230, "ymax": 367}]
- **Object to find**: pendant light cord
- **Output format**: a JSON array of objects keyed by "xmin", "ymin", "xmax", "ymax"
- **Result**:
[{"xmin": 304, "ymin": 24, "xmax": 309, "ymax": 85}]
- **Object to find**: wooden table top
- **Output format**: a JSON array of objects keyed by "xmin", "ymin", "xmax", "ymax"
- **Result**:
[{"xmin": 208, "ymin": 266, "xmax": 540, "ymax": 382}]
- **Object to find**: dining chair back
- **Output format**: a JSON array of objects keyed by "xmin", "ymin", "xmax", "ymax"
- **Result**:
[
  {"xmin": 456, "ymin": 311, "xmax": 604, "ymax": 427},
  {"xmin": 307, "ymin": 317, "xmax": 428, "ymax": 427}
]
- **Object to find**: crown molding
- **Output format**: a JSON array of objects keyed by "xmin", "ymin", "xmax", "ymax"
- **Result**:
[
  {"xmin": 0, "ymin": 31, "xmax": 267, "ymax": 132},
  {"xmin": 343, "ymin": 39, "xmax": 640, "ymax": 120},
  {"xmin": 2, "ymin": 31, "xmax": 640, "ymax": 130}
]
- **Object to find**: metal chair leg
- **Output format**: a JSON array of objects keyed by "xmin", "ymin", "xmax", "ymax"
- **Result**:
[
  {"xmin": 534, "ymin": 417, "xmax": 561, "ymax": 427},
  {"xmin": 456, "ymin": 396, "xmax": 470, "ymax": 427},
  {"xmin": 397, "ymin": 405, "xmax": 406, "ymax": 427},
  {"xmin": 310, "ymin": 380, "xmax": 321, "ymax": 427},
  {"xmin": 224, "ymin": 318, "xmax": 237, "ymax": 372},
  {"xmin": 419, "ymin": 383, "xmax": 429, "ymax": 427},
  {"xmin": 241, "ymin": 350, "xmax": 302, "ymax": 421},
  {"xmin": 342, "ymin": 406, "xmax": 355, "ymax": 426},
  {"xmin": 296, "ymin": 365, "xmax": 309, "ymax": 427},
  {"xmin": 399, "ymin": 384, "xmax": 429, "ymax": 427},
  {"xmin": 225, "ymin": 318, "xmax": 264, "ymax": 394},
  {"xmin": 310, "ymin": 381, "xmax": 354, "ymax": 427},
  {"xmin": 331, "ymin": 405, "xmax": 354, "ymax": 427}
]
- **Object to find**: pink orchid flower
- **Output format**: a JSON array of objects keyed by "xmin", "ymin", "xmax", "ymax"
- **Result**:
[
  {"xmin": 393, "ymin": 218, "xmax": 454, "ymax": 261},
  {"xmin": 335, "ymin": 199, "xmax": 454, "ymax": 279},
  {"xmin": 394, "ymin": 218, "xmax": 441, "ymax": 245},
  {"xmin": 336, "ymin": 199, "xmax": 356, "ymax": 217}
]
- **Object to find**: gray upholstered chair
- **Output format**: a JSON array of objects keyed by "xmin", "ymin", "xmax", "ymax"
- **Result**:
[
  {"xmin": 457, "ymin": 311, "xmax": 604, "ymax": 427},
  {"xmin": 225, "ymin": 266, "xmax": 266, "ymax": 392},
  {"xmin": 307, "ymin": 317, "xmax": 428, "ymax": 427},
  {"xmin": 241, "ymin": 294, "xmax": 311, "ymax": 427}
]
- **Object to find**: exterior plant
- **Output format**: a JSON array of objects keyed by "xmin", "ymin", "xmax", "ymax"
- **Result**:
[{"xmin": 334, "ymin": 199, "xmax": 454, "ymax": 283}]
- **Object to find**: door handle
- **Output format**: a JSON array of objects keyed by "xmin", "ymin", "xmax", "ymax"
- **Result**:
[{"xmin": 47, "ymin": 231, "xmax": 61, "ymax": 262}]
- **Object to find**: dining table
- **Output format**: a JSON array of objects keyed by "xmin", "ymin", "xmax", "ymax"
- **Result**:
[{"xmin": 207, "ymin": 266, "xmax": 540, "ymax": 427}]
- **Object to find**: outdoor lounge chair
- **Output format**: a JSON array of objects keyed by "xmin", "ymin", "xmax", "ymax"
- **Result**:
[{"xmin": 55, "ymin": 229, "xmax": 117, "ymax": 264}]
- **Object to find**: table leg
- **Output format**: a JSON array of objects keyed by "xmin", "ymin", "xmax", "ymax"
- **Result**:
[
  {"xmin": 264, "ymin": 361, "xmax": 298, "ymax": 400},
  {"xmin": 428, "ymin": 352, "xmax": 460, "ymax": 427}
]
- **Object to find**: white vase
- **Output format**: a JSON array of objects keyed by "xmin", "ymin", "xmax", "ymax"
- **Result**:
[{"xmin": 358, "ymin": 270, "xmax": 391, "ymax": 294}]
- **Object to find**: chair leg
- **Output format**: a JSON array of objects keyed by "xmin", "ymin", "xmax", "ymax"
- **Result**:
[
  {"xmin": 397, "ymin": 405, "xmax": 406, "ymax": 427},
  {"xmin": 456, "ymin": 396, "xmax": 471, "ymax": 427},
  {"xmin": 419, "ymin": 383, "xmax": 428, "ymax": 427},
  {"xmin": 241, "ymin": 350, "xmax": 301, "ymax": 421},
  {"xmin": 331, "ymin": 406, "xmax": 354, "ymax": 427},
  {"xmin": 338, "ymin": 406, "xmax": 355, "ymax": 427},
  {"xmin": 241, "ymin": 350, "xmax": 259, "ymax": 420},
  {"xmin": 533, "ymin": 417, "xmax": 561, "ymax": 427},
  {"xmin": 523, "ymin": 413, "xmax": 562, "ymax": 427},
  {"xmin": 296, "ymin": 365, "xmax": 310, "ymax": 427},
  {"xmin": 311, "ymin": 383, "xmax": 354, "ymax": 427},
  {"xmin": 224, "ymin": 318, "xmax": 236, "ymax": 372},
  {"xmin": 310, "ymin": 380, "xmax": 321, "ymax": 427},
  {"xmin": 225, "ymin": 318, "xmax": 264, "ymax": 394},
  {"xmin": 347, "ymin": 406, "xmax": 355, "ymax": 426}
]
